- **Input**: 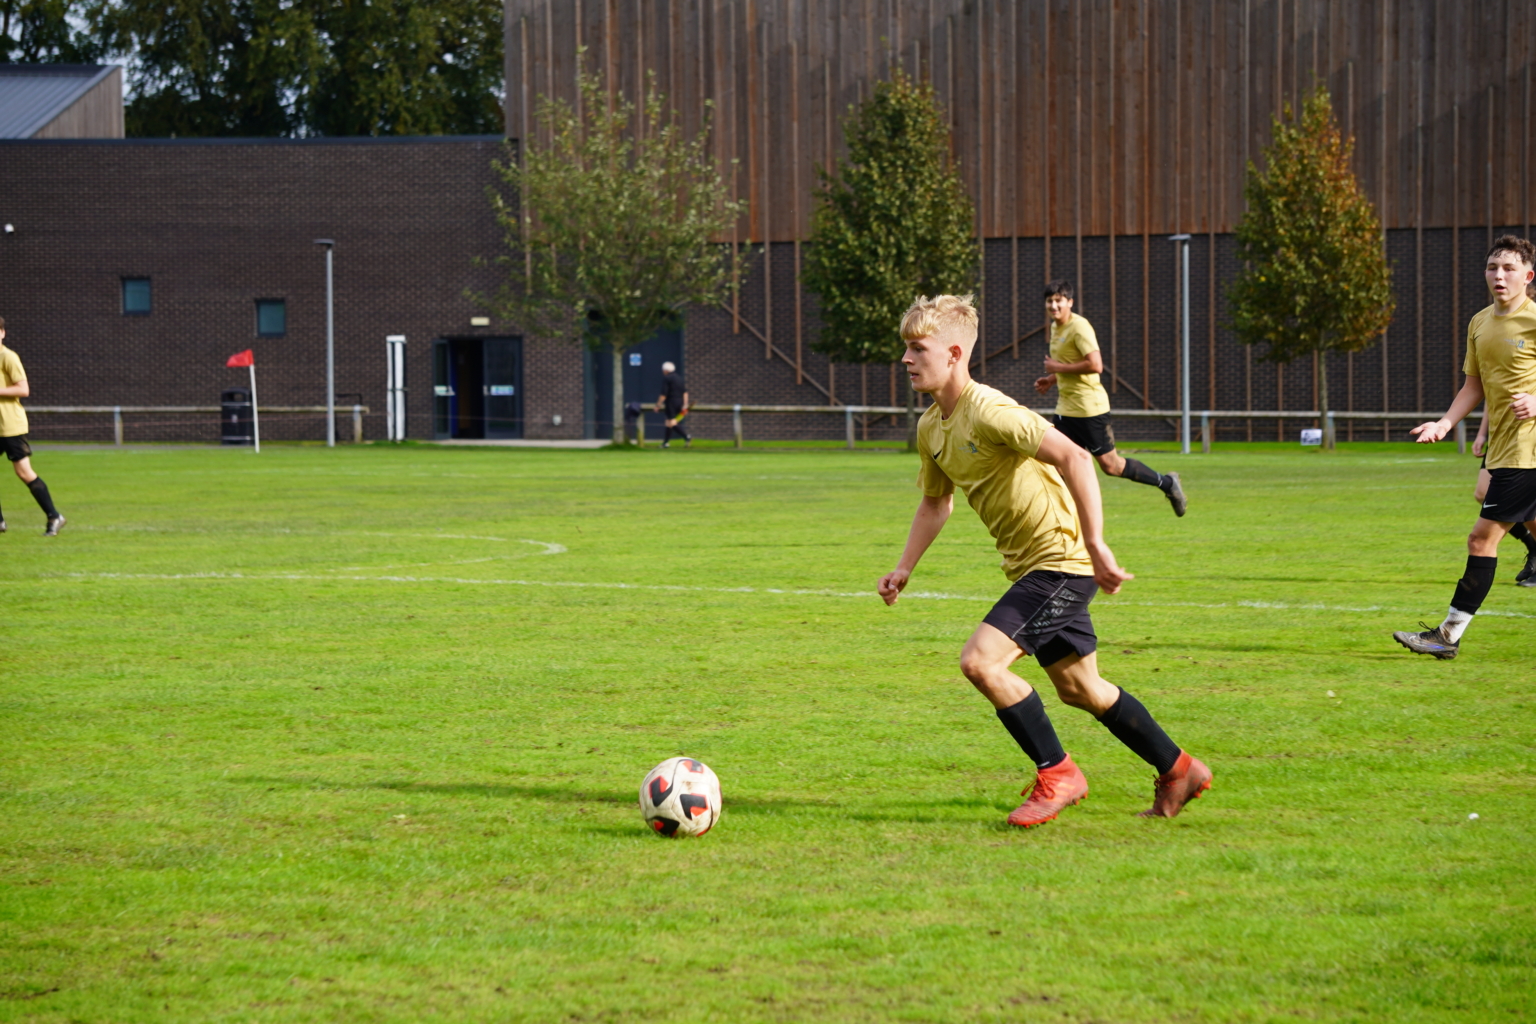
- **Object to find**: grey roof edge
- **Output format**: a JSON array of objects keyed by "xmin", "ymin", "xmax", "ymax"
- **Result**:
[
  {"xmin": 13, "ymin": 64, "xmax": 119, "ymax": 139},
  {"xmin": 0, "ymin": 133, "xmax": 509, "ymax": 146}
]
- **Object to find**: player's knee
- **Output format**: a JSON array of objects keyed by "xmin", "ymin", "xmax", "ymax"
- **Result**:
[
  {"xmin": 958, "ymin": 650, "xmax": 998, "ymax": 685},
  {"xmin": 1053, "ymin": 680, "xmax": 1096, "ymax": 711}
]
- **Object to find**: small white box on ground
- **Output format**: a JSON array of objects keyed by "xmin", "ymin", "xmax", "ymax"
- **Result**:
[{"xmin": 1300, "ymin": 428, "xmax": 1322, "ymax": 446}]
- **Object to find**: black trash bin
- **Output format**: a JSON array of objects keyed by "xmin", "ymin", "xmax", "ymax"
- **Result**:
[
  {"xmin": 221, "ymin": 387, "xmax": 254, "ymax": 446},
  {"xmin": 623, "ymin": 401, "xmax": 645, "ymax": 444}
]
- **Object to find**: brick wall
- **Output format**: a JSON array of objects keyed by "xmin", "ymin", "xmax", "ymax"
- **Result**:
[
  {"xmin": 0, "ymin": 138, "xmax": 1506, "ymax": 445},
  {"xmin": 0, "ymin": 136, "xmax": 519, "ymax": 443}
]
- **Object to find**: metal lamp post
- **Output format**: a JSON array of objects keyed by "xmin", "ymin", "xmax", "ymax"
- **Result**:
[
  {"xmin": 1169, "ymin": 234, "xmax": 1192, "ymax": 455},
  {"xmin": 314, "ymin": 239, "xmax": 336, "ymax": 446}
]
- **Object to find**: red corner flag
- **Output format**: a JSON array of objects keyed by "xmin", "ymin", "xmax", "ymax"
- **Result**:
[{"xmin": 226, "ymin": 349, "xmax": 254, "ymax": 368}]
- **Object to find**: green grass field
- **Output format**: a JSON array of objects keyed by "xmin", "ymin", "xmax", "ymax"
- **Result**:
[{"xmin": 2, "ymin": 441, "xmax": 1532, "ymax": 1023}]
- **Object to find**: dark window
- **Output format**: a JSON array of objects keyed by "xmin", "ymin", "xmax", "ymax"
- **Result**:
[
  {"xmin": 256, "ymin": 299, "xmax": 286, "ymax": 337},
  {"xmin": 122, "ymin": 278, "xmax": 151, "ymax": 315}
]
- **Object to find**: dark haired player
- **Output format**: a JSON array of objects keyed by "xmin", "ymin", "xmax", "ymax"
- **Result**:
[
  {"xmin": 879, "ymin": 294, "xmax": 1210, "ymax": 828},
  {"xmin": 1395, "ymin": 235, "xmax": 1536, "ymax": 658},
  {"xmin": 1034, "ymin": 280, "xmax": 1186, "ymax": 516},
  {"xmin": 0, "ymin": 317, "xmax": 65, "ymax": 536}
]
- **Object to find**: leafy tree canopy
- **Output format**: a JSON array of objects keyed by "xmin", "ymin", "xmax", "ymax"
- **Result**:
[
  {"xmin": 2, "ymin": 0, "xmax": 97, "ymax": 62},
  {"xmin": 1229, "ymin": 87, "xmax": 1394, "ymax": 444},
  {"xmin": 2, "ymin": 0, "xmax": 502, "ymax": 137},
  {"xmin": 480, "ymin": 61, "xmax": 744, "ymax": 444},
  {"xmin": 804, "ymin": 68, "xmax": 978, "ymax": 367}
]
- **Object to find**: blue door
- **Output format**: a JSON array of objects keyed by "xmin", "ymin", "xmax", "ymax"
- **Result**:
[{"xmin": 584, "ymin": 324, "xmax": 684, "ymax": 439}]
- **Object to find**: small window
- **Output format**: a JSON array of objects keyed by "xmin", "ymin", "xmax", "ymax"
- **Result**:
[
  {"xmin": 122, "ymin": 278, "xmax": 151, "ymax": 315},
  {"xmin": 256, "ymin": 299, "xmax": 286, "ymax": 337}
]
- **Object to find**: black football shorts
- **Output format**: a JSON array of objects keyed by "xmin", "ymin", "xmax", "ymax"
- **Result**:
[
  {"xmin": 1052, "ymin": 413, "xmax": 1116, "ymax": 456},
  {"xmin": 982, "ymin": 570, "xmax": 1099, "ymax": 668},
  {"xmin": 1480, "ymin": 467, "xmax": 1536, "ymax": 526},
  {"xmin": 0, "ymin": 434, "xmax": 31, "ymax": 462}
]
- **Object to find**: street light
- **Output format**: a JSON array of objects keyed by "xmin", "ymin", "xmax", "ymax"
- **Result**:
[
  {"xmin": 1169, "ymin": 234, "xmax": 1192, "ymax": 455},
  {"xmin": 314, "ymin": 239, "xmax": 336, "ymax": 447}
]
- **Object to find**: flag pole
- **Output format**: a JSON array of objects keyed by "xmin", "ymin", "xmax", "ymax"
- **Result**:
[{"xmin": 248, "ymin": 362, "xmax": 261, "ymax": 454}]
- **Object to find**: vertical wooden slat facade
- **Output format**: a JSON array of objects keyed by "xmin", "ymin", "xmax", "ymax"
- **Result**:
[
  {"xmin": 507, "ymin": 0, "xmax": 1534, "ymax": 238},
  {"xmin": 505, "ymin": 0, "xmax": 1536, "ymax": 428}
]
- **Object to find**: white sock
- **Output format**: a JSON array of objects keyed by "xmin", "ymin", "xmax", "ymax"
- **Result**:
[{"xmin": 1439, "ymin": 607, "xmax": 1474, "ymax": 643}]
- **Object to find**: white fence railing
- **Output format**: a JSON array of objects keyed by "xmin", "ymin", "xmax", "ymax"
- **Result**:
[
  {"xmin": 687, "ymin": 404, "xmax": 1484, "ymax": 452},
  {"xmin": 27, "ymin": 405, "xmax": 370, "ymax": 444}
]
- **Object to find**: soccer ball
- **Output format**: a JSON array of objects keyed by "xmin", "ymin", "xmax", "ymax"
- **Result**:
[{"xmin": 639, "ymin": 757, "xmax": 722, "ymax": 837}]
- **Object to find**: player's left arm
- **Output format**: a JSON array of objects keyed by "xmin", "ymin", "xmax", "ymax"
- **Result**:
[
  {"xmin": 0, "ymin": 375, "xmax": 28, "ymax": 398},
  {"xmin": 1512, "ymin": 392, "xmax": 1536, "ymax": 421},
  {"xmin": 1033, "ymin": 428, "xmax": 1134, "ymax": 595}
]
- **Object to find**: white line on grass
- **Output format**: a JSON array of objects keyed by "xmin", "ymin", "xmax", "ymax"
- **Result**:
[{"xmin": 38, "ymin": 571, "xmax": 1535, "ymax": 619}]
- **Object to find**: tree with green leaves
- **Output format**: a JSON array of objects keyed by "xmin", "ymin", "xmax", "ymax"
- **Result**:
[
  {"xmin": 1229, "ymin": 87, "xmax": 1395, "ymax": 449},
  {"xmin": 2, "ymin": 0, "xmax": 96, "ymax": 62},
  {"xmin": 64, "ymin": 0, "xmax": 501, "ymax": 137},
  {"xmin": 803, "ymin": 67, "xmax": 978, "ymax": 447},
  {"xmin": 481, "ymin": 62, "xmax": 745, "ymax": 445}
]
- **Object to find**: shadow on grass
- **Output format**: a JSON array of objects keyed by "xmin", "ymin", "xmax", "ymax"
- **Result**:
[{"xmin": 227, "ymin": 775, "xmax": 802, "ymax": 814}]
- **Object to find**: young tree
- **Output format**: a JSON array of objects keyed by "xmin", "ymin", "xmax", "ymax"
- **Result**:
[
  {"xmin": 803, "ymin": 68, "xmax": 978, "ymax": 447},
  {"xmin": 482, "ymin": 62, "xmax": 745, "ymax": 444},
  {"xmin": 1229, "ymin": 87, "xmax": 1395, "ymax": 449}
]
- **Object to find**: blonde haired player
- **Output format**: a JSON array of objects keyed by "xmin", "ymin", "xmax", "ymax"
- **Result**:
[{"xmin": 878, "ymin": 294, "xmax": 1210, "ymax": 826}]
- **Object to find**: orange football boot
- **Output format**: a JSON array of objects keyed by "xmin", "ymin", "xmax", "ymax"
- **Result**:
[
  {"xmin": 1137, "ymin": 750, "xmax": 1212, "ymax": 818},
  {"xmin": 1007, "ymin": 755, "xmax": 1089, "ymax": 828}
]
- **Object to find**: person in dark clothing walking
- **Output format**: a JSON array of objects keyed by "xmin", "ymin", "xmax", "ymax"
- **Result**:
[{"xmin": 655, "ymin": 362, "xmax": 691, "ymax": 448}]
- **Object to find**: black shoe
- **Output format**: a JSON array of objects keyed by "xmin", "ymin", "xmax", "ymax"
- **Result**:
[
  {"xmin": 1392, "ymin": 622, "xmax": 1459, "ymax": 660},
  {"xmin": 1161, "ymin": 473, "xmax": 1187, "ymax": 517},
  {"xmin": 1517, "ymin": 548, "xmax": 1536, "ymax": 585},
  {"xmin": 44, "ymin": 515, "xmax": 65, "ymax": 537}
]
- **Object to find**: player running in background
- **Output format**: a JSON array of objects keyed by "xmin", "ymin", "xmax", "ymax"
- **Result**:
[
  {"xmin": 654, "ymin": 361, "xmax": 691, "ymax": 449},
  {"xmin": 1472, "ymin": 416, "xmax": 1536, "ymax": 586},
  {"xmin": 1034, "ymin": 280, "xmax": 1187, "ymax": 516},
  {"xmin": 1395, "ymin": 236, "xmax": 1536, "ymax": 658},
  {"xmin": 0, "ymin": 317, "xmax": 65, "ymax": 536},
  {"xmin": 879, "ymin": 294, "xmax": 1210, "ymax": 827}
]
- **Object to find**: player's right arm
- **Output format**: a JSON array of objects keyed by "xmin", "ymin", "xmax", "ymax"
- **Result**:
[
  {"xmin": 1472, "ymin": 410, "xmax": 1489, "ymax": 457},
  {"xmin": 879, "ymin": 493, "xmax": 952, "ymax": 606},
  {"xmin": 1411, "ymin": 375, "xmax": 1484, "ymax": 443},
  {"xmin": 1034, "ymin": 373, "xmax": 1056, "ymax": 395}
]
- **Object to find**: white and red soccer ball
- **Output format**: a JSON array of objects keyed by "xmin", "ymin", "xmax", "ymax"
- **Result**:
[{"xmin": 639, "ymin": 757, "xmax": 721, "ymax": 837}]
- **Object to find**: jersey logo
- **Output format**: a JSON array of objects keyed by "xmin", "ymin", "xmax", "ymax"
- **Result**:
[
  {"xmin": 964, "ymin": 440, "xmax": 980, "ymax": 454},
  {"xmin": 932, "ymin": 449, "xmax": 943, "ymax": 460}
]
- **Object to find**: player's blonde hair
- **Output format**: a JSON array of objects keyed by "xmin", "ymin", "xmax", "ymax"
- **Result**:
[{"xmin": 899, "ymin": 294, "xmax": 979, "ymax": 343}]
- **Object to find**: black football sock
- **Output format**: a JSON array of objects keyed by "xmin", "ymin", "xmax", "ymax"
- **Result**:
[
  {"xmin": 1117, "ymin": 457, "xmax": 1164, "ymax": 488},
  {"xmin": 1097, "ymin": 688, "xmax": 1182, "ymax": 775},
  {"xmin": 26, "ymin": 478, "xmax": 59, "ymax": 519},
  {"xmin": 996, "ymin": 691, "xmax": 1066, "ymax": 770},
  {"xmin": 1450, "ymin": 555, "xmax": 1498, "ymax": 614},
  {"xmin": 1511, "ymin": 521, "xmax": 1536, "ymax": 554}
]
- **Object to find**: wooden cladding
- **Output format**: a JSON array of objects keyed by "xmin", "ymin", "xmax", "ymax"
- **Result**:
[{"xmin": 506, "ymin": 0, "xmax": 1536, "ymax": 242}]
